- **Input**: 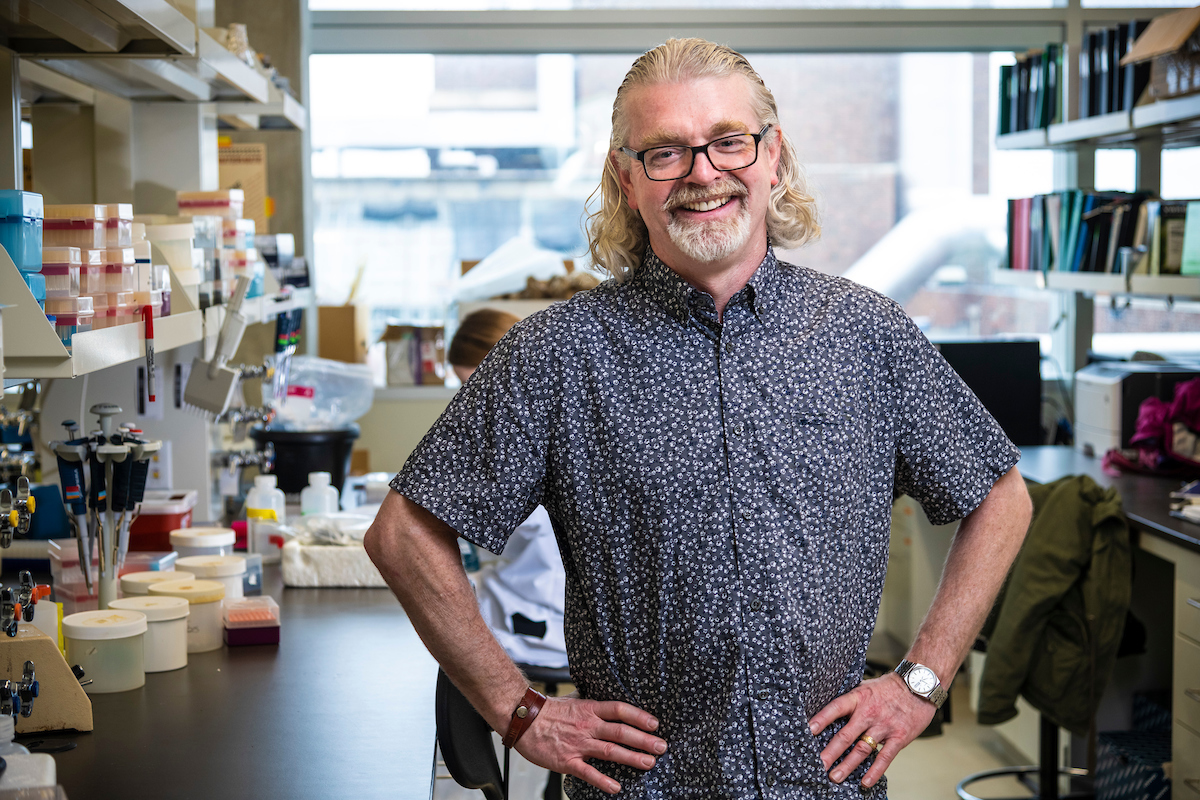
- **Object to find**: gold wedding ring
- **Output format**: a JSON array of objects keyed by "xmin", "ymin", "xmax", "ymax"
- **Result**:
[{"xmin": 859, "ymin": 734, "xmax": 883, "ymax": 752}]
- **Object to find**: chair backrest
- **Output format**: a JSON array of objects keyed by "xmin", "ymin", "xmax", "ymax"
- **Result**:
[{"xmin": 435, "ymin": 668, "xmax": 506, "ymax": 800}]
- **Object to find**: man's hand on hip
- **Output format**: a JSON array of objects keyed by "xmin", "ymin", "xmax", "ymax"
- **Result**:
[
  {"xmin": 808, "ymin": 672, "xmax": 937, "ymax": 789},
  {"xmin": 515, "ymin": 694, "xmax": 667, "ymax": 795}
]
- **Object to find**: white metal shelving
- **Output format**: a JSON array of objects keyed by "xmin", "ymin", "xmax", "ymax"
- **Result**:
[{"xmin": 0, "ymin": 0, "xmax": 196, "ymax": 57}]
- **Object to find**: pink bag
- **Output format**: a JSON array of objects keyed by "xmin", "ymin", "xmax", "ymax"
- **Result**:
[{"xmin": 1103, "ymin": 376, "xmax": 1200, "ymax": 476}]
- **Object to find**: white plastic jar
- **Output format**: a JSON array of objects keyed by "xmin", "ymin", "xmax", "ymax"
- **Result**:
[
  {"xmin": 175, "ymin": 556, "xmax": 246, "ymax": 601},
  {"xmin": 169, "ymin": 527, "xmax": 236, "ymax": 558},
  {"xmin": 148, "ymin": 579, "xmax": 225, "ymax": 653},
  {"xmin": 119, "ymin": 570, "xmax": 195, "ymax": 597},
  {"xmin": 108, "ymin": 596, "xmax": 190, "ymax": 672},
  {"xmin": 62, "ymin": 609, "xmax": 148, "ymax": 693}
]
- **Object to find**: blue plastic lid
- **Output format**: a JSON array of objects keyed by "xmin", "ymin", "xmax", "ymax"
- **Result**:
[{"xmin": 0, "ymin": 191, "xmax": 43, "ymax": 220}]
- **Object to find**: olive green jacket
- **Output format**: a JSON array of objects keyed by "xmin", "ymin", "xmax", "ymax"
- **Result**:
[{"xmin": 977, "ymin": 475, "xmax": 1131, "ymax": 736}]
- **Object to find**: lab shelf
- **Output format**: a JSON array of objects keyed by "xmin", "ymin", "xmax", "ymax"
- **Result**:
[
  {"xmin": 217, "ymin": 85, "xmax": 307, "ymax": 131},
  {"xmin": 26, "ymin": 28, "xmax": 269, "ymax": 104},
  {"xmin": 998, "ymin": 95, "xmax": 1200, "ymax": 151},
  {"xmin": 995, "ymin": 128, "xmax": 1049, "ymax": 150},
  {"xmin": 992, "ymin": 269, "xmax": 1200, "ymax": 298},
  {"xmin": 1047, "ymin": 110, "xmax": 1135, "ymax": 147},
  {"xmin": 0, "ymin": 0, "xmax": 196, "ymax": 57}
]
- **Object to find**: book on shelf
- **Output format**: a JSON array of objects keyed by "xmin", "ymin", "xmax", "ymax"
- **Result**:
[
  {"xmin": 999, "ymin": 45, "xmax": 1062, "ymax": 134},
  {"xmin": 1006, "ymin": 191, "xmax": 1174, "ymax": 275},
  {"xmin": 1183, "ymin": 202, "xmax": 1200, "ymax": 276},
  {"xmin": 1077, "ymin": 19, "xmax": 1152, "ymax": 119},
  {"xmin": 1162, "ymin": 202, "xmax": 1189, "ymax": 275}
]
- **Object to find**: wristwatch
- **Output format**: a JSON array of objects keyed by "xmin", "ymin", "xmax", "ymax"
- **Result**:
[{"xmin": 894, "ymin": 660, "xmax": 948, "ymax": 708}]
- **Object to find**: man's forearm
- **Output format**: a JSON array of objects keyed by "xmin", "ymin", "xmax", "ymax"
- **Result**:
[
  {"xmin": 364, "ymin": 491, "xmax": 528, "ymax": 732},
  {"xmin": 905, "ymin": 467, "xmax": 1032, "ymax": 683}
]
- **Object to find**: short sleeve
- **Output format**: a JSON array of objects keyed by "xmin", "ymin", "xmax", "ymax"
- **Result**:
[
  {"xmin": 886, "ymin": 308, "xmax": 1021, "ymax": 525},
  {"xmin": 390, "ymin": 320, "xmax": 552, "ymax": 555}
]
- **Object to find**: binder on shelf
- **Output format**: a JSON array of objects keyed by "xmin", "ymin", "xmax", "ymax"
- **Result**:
[
  {"xmin": 999, "ymin": 65, "xmax": 1014, "ymax": 135},
  {"xmin": 1121, "ymin": 21, "xmax": 1152, "ymax": 111}
]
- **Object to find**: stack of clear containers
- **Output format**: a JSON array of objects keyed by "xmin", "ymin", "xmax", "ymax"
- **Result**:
[
  {"xmin": 90, "ymin": 248, "xmax": 137, "ymax": 329},
  {"xmin": 42, "ymin": 246, "xmax": 80, "ymax": 299},
  {"xmin": 103, "ymin": 204, "xmax": 133, "ymax": 247},
  {"xmin": 177, "ymin": 190, "xmax": 244, "ymax": 220},
  {"xmin": 190, "ymin": 215, "xmax": 221, "ymax": 308},
  {"xmin": 220, "ymin": 248, "xmax": 264, "ymax": 298},
  {"xmin": 44, "ymin": 204, "xmax": 105, "ymax": 249},
  {"xmin": 222, "ymin": 218, "xmax": 255, "ymax": 250}
]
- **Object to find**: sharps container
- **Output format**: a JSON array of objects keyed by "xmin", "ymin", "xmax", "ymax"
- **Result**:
[
  {"xmin": 109, "ymin": 596, "xmax": 189, "ymax": 672},
  {"xmin": 170, "ymin": 527, "xmax": 235, "ymax": 557},
  {"xmin": 148, "ymin": 579, "xmax": 225, "ymax": 653},
  {"xmin": 119, "ymin": 570, "xmax": 194, "ymax": 597},
  {"xmin": 175, "ymin": 556, "xmax": 246, "ymax": 601},
  {"xmin": 62, "ymin": 610, "xmax": 148, "ymax": 693}
]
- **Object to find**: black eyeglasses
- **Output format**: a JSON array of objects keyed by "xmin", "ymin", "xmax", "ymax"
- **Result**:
[{"xmin": 621, "ymin": 125, "xmax": 771, "ymax": 181}]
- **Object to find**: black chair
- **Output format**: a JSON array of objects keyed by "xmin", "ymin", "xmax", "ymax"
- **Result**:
[
  {"xmin": 956, "ymin": 712, "xmax": 1089, "ymax": 800},
  {"xmin": 435, "ymin": 664, "xmax": 573, "ymax": 800},
  {"xmin": 436, "ymin": 668, "xmax": 507, "ymax": 800}
]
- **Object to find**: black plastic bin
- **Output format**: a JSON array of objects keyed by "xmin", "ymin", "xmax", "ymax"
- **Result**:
[{"xmin": 249, "ymin": 424, "xmax": 360, "ymax": 494}]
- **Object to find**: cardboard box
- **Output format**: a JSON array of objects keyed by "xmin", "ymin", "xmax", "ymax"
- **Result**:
[
  {"xmin": 380, "ymin": 325, "xmax": 445, "ymax": 386},
  {"xmin": 1121, "ymin": 7, "xmax": 1200, "ymax": 101},
  {"xmin": 219, "ymin": 141, "xmax": 270, "ymax": 234},
  {"xmin": 318, "ymin": 305, "xmax": 371, "ymax": 364}
]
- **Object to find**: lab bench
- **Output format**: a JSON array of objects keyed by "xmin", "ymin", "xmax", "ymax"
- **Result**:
[{"xmin": 10, "ymin": 565, "xmax": 438, "ymax": 800}]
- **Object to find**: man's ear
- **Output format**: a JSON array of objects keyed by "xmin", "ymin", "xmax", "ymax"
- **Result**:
[
  {"xmin": 613, "ymin": 151, "xmax": 640, "ymax": 213},
  {"xmin": 767, "ymin": 125, "xmax": 783, "ymax": 187}
]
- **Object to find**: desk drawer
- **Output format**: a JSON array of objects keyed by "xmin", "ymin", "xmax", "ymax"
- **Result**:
[
  {"xmin": 1179, "ymin": 637, "xmax": 1200, "ymax": 734},
  {"xmin": 1180, "ymin": 566, "xmax": 1200, "ymax": 645},
  {"xmin": 1176, "ymin": 722, "xmax": 1200, "ymax": 798}
]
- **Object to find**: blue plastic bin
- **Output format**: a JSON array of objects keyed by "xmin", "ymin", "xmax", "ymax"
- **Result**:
[
  {"xmin": 0, "ymin": 191, "xmax": 43, "ymax": 272},
  {"xmin": 22, "ymin": 270, "xmax": 45, "ymax": 310}
]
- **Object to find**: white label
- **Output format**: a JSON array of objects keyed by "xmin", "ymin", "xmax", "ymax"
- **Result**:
[{"xmin": 219, "ymin": 467, "xmax": 240, "ymax": 497}]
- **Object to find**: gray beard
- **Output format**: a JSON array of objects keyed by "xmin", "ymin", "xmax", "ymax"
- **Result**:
[{"xmin": 665, "ymin": 200, "xmax": 753, "ymax": 263}]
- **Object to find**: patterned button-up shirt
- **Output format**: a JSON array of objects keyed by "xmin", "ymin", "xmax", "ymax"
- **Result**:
[{"xmin": 392, "ymin": 247, "xmax": 1019, "ymax": 800}]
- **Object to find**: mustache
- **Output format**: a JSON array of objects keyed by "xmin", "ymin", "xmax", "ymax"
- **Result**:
[{"xmin": 662, "ymin": 176, "xmax": 749, "ymax": 212}]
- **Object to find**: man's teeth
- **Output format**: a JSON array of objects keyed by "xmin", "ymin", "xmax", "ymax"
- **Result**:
[{"xmin": 681, "ymin": 196, "xmax": 731, "ymax": 212}]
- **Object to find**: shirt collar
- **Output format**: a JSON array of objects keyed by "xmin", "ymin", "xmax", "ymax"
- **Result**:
[{"xmin": 634, "ymin": 245, "xmax": 783, "ymax": 326}]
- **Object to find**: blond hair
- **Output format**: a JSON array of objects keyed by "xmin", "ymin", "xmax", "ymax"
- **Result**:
[{"xmin": 585, "ymin": 38, "xmax": 821, "ymax": 281}]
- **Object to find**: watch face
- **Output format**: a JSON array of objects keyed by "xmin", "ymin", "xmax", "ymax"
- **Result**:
[{"xmin": 907, "ymin": 666, "xmax": 938, "ymax": 694}]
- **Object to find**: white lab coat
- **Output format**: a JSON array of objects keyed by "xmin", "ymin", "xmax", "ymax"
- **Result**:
[{"xmin": 475, "ymin": 506, "xmax": 568, "ymax": 668}]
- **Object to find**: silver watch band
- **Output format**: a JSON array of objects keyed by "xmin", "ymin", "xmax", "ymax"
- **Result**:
[{"xmin": 894, "ymin": 660, "xmax": 948, "ymax": 709}]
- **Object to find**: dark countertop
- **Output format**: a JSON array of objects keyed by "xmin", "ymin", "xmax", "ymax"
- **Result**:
[
  {"xmin": 33, "ymin": 567, "xmax": 437, "ymax": 800},
  {"xmin": 1018, "ymin": 445, "xmax": 1200, "ymax": 554}
]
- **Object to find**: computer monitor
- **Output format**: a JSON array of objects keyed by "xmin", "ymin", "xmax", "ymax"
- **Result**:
[{"xmin": 934, "ymin": 339, "xmax": 1043, "ymax": 446}]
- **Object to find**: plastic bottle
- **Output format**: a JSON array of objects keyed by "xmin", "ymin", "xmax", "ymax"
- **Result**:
[
  {"xmin": 0, "ymin": 717, "xmax": 30, "ymax": 755},
  {"xmin": 300, "ymin": 472, "xmax": 340, "ymax": 515},
  {"xmin": 245, "ymin": 475, "xmax": 287, "ymax": 559}
]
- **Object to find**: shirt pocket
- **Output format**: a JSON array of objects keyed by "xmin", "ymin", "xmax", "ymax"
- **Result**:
[{"xmin": 770, "ymin": 401, "xmax": 865, "ymax": 512}]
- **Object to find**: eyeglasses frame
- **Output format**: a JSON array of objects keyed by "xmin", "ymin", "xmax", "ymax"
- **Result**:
[{"xmin": 620, "ymin": 124, "xmax": 772, "ymax": 182}]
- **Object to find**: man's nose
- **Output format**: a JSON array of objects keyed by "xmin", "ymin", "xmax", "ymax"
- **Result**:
[{"xmin": 685, "ymin": 149, "xmax": 721, "ymax": 183}]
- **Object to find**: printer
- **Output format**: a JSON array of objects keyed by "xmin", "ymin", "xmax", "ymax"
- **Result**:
[{"xmin": 1074, "ymin": 362, "xmax": 1200, "ymax": 457}]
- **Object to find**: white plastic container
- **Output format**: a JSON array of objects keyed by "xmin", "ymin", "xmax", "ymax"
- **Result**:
[
  {"xmin": 148, "ymin": 579, "xmax": 225, "ymax": 653},
  {"xmin": 301, "ymin": 472, "xmax": 340, "ymax": 515},
  {"xmin": 109, "ymin": 595, "xmax": 189, "ymax": 672},
  {"xmin": 0, "ymin": 719, "xmax": 55, "ymax": 790},
  {"xmin": 62, "ymin": 609, "xmax": 148, "ymax": 693},
  {"xmin": 247, "ymin": 475, "xmax": 287, "ymax": 559},
  {"xmin": 170, "ymin": 527, "xmax": 236, "ymax": 557},
  {"xmin": 0, "ymin": 717, "xmax": 29, "ymax": 755},
  {"xmin": 119, "ymin": 570, "xmax": 195, "ymax": 597},
  {"xmin": 175, "ymin": 555, "xmax": 246, "ymax": 601}
]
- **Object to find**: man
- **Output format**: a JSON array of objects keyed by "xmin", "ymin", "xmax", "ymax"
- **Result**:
[{"xmin": 366, "ymin": 38, "xmax": 1032, "ymax": 799}]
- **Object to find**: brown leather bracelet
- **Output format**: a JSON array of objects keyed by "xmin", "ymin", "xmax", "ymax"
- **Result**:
[{"xmin": 501, "ymin": 687, "xmax": 548, "ymax": 748}]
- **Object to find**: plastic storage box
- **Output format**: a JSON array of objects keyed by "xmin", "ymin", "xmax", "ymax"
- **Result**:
[
  {"xmin": 63, "ymin": 609, "xmax": 147, "ymax": 693},
  {"xmin": 52, "ymin": 312, "xmax": 94, "ymax": 350},
  {"xmin": 44, "ymin": 295, "xmax": 93, "ymax": 317},
  {"xmin": 42, "ymin": 247, "xmax": 80, "ymax": 298},
  {"xmin": 102, "ymin": 248, "xmax": 135, "ymax": 292},
  {"xmin": 103, "ymin": 204, "xmax": 133, "ymax": 247},
  {"xmin": 44, "ymin": 204, "xmax": 104, "ymax": 249},
  {"xmin": 128, "ymin": 490, "xmax": 198, "ymax": 551},
  {"xmin": 108, "ymin": 596, "xmax": 189, "ymax": 673},
  {"xmin": 0, "ymin": 191, "xmax": 43, "ymax": 272},
  {"xmin": 223, "ymin": 596, "xmax": 280, "ymax": 646},
  {"xmin": 122, "ymin": 551, "xmax": 178, "ymax": 573},
  {"xmin": 222, "ymin": 218, "xmax": 255, "ymax": 249},
  {"xmin": 177, "ymin": 190, "xmax": 244, "ymax": 220},
  {"xmin": 22, "ymin": 271, "xmax": 45, "ymax": 309},
  {"xmin": 80, "ymin": 248, "xmax": 104, "ymax": 294}
]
